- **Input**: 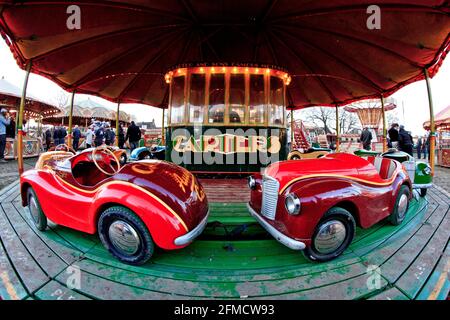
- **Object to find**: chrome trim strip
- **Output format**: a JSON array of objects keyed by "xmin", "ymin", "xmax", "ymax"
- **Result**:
[
  {"xmin": 412, "ymin": 183, "xmax": 433, "ymax": 189},
  {"xmin": 174, "ymin": 211, "xmax": 209, "ymax": 246},
  {"xmin": 247, "ymin": 203, "xmax": 306, "ymax": 250}
]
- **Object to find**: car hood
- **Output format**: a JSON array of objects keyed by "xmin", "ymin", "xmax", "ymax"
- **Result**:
[
  {"xmin": 265, "ymin": 153, "xmax": 379, "ymax": 193},
  {"xmin": 115, "ymin": 161, "xmax": 208, "ymax": 230}
]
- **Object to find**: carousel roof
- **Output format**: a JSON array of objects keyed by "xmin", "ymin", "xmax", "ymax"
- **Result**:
[
  {"xmin": 43, "ymin": 98, "xmax": 131, "ymax": 125},
  {"xmin": 0, "ymin": 1, "xmax": 449, "ymax": 109},
  {"xmin": 423, "ymin": 105, "xmax": 450, "ymax": 130},
  {"xmin": 0, "ymin": 77, "xmax": 60, "ymax": 117}
]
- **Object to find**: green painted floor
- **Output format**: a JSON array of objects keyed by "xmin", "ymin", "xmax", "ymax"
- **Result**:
[{"xmin": 0, "ymin": 181, "xmax": 449, "ymax": 300}]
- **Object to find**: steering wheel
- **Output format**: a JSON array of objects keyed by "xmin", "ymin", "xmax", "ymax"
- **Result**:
[
  {"xmin": 92, "ymin": 146, "xmax": 121, "ymax": 176},
  {"xmin": 55, "ymin": 144, "xmax": 76, "ymax": 154}
]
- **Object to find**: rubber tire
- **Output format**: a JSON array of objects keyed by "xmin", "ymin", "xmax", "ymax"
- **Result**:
[
  {"xmin": 138, "ymin": 151, "xmax": 151, "ymax": 160},
  {"xmin": 302, "ymin": 207, "xmax": 356, "ymax": 262},
  {"xmin": 420, "ymin": 188, "xmax": 427, "ymax": 197},
  {"xmin": 119, "ymin": 153, "xmax": 127, "ymax": 166},
  {"xmin": 291, "ymin": 155, "xmax": 301, "ymax": 160},
  {"xmin": 98, "ymin": 206, "xmax": 154, "ymax": 265},
  {"xmin": 27, "ymin": 187, "xmax": 48, "ymax": 231},
  {"xmin": 389, "ymin": 185, "xmax": 411, "ymax": 226}
]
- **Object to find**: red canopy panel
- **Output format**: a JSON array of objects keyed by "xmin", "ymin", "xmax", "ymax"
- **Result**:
[{"xmin": 0, "ymin": 0, "xmax": 448, "ymax": 109}]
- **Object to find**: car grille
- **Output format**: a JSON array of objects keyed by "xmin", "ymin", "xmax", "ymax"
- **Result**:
[{"xmin": 261, "ymin": 175, "xmax": 280, "ymax": 220}]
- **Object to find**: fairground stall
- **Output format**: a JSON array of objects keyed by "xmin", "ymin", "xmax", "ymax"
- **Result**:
[
  {"xmin": 344, "ymin": 98, "xmax": 397, "ymax": 152},
  {"xmin": 43, "ymin": 98, "xmax": 131, "ymax": 148},
  {"xmin": 424, "ymin": 105, "xmax": 450, "ymax": 167},
  {"xmin": 0, "ymin": 77, "xmax": 60, "ymax": 159},
  {"xmin": 0, "ymin": 1, "xmax": 449, "ymax": 301}
]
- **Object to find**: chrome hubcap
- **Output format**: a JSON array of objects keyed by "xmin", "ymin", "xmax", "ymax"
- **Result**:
[
  {"xmin": 314, "ymin": 220, "xmax": 347, "ymax": 254},
  {"xmin": 29, "ymin": 196, "xmax": 40, "ymax": 225},
  {"xmin": 397, "ymin": 194, "xmax": 408, "ymax": 219},
  {"xmin": 108, "ymin": 221, "xmax": 141, "ymax": 256}
]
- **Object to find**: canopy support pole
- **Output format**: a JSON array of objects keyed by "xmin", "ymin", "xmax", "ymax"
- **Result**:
[
  {"xmin": 290, "ymin": 109, "xmax": 295, "ymax": 151},
  {"xmin": 335, "ymin": 105, "xmax": 340, "ymax": 152},
  {"xmin": 116, "ymin": 102, "xmax": 120, "ymax": 147},
  {"xmin": 67, "ymin": 90, "xmax": 76, "ymax": 148},
  {"xmin": 17, "ymin": 62, "xmax": 32, "ymax": 174},
  {"xmin": 161, "ymin": 108, "xmax": 165, "ymax": 146},
  {"xmin": 424, "ymin": 68, "xmax": 436, "ymax": 176},
  {"xmin": 380, "ymin": 95, "xmax": 387, "ymax": 152}
]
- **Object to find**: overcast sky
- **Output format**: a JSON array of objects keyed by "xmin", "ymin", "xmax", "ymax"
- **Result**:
[{"xmin": 1, "ymin": 40, "xmax": 448, "ymax": 135}]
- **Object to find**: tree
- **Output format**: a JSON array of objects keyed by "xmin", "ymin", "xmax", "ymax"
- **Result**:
[{"xmin": 301, "ymin": 107, "xmax": 360, "ymax": 134}]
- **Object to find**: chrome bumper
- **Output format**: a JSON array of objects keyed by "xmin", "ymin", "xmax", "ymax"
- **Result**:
[
  {"xmin": 174, "ymin": 211, "xmax": 209, "ymax": 246},
  {"xmin": 247, "ymin": 204, "xmax": 306, "ymax": 251}
]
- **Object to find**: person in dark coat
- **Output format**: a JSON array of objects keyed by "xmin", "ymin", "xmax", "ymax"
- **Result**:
[
  {"xmin": 125, "ymin": 121, "xmax": 142, "ymax": 152},
  {"xmin": 72, "ymin": 125, "xmax": 81, "ymax": 151},
  {"xmin": 94, "ymin": 125, "xmax": 105, "ymax": 147},
  {"xmin": 118, "ymin": 123, "xmax": 125, "ymax": 149},
  {"xmin": 360, "ymin": 127, "xmax": 373, "ymax": 151},
  {"xmin": 398, "ymin": 125, "xmax": 414, "ymax": 156},
  {"xmin": 53, "ymin": 126, "xmax": 60, "ymax": 146},
  {"xmin": 388, "ymin": 123, "xmax": 399, "ymax": 149},
  {"xmin": 45, "ymin": 129, "xmax": 52, "ymax": 151},
  {"xmin": 416, "ymin": 136, "xmax": 422, "ymax": 159},
  {"xmin": 423, "ymin": 136, "xmax": 428, "ymax": 159},
  {"xmin": 6, "ymin": 117, "xmax": 15, "ymax": 139},
  {"xmin": 60, "ymin": 126, "xmax": 67, "ymax": 145},
  {"xmin": 104, "ymin": 124, "xmax": 115, "ymax": 146}
]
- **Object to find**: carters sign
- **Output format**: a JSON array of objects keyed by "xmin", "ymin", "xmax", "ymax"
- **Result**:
[
  {"xmin": 168, "ymin": 128, "xmax": 287, "ymax": 172},
  {"xmin": 173, "ymin": 133, "xmax": 281, "ymax": 154}
]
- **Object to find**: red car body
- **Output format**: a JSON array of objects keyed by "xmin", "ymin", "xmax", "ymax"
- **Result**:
[
  {"xmin": 248, "ymin": 153, "xmax": 411, "ymax": 252},
  {"xmin": 20, "ymin": 150, "xmax": 209, "ymax": 251}
]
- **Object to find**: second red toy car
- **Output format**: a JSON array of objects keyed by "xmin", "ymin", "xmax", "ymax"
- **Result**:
[{"xmin": 247, "ymin": 153, "xmax": 412, "ymax": 262}]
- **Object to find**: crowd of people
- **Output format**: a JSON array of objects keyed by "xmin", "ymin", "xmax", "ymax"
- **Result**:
[
  {"xmin": 359, "ymin": 122, "xmax": 431, "ymax": 160},
  {"xmin": 43, "ymin": 120, "xmax": 143, "ymax": 152}
]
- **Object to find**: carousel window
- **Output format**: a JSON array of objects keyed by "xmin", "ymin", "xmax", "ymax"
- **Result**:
[
  {"xmin": 189, "ymin": 73, "xmax": 205, "ymax": 124},
  {"xmin": 208, "ymin": 74, "xmax": 225, "ymax": 124},
  {"xmin": 170, "ymin": 76, "xmax": 185, "ymax": 124},
  {"xmin": 249, "ymin": 74, "xmax": 265, "ymax": 124},
  {"xmin": 269, "ymin": 76, "xmax": 284, "ymax": 125},
  {"xmin": 229, "ymin": 74, "xmax": 245, "ymax": 124}
]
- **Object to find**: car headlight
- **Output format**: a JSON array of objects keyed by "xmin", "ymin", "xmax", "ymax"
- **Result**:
[
  {"xmin": 248, "ymin": 176, "xmax": 257, "ymax": 190},
  {"xmin": 285, "ymin": 193, "xmax": 301, "ymax": 215},
  {"xmin": 423, "ymin": 165, "xmax": 432, "ymax": 175}
]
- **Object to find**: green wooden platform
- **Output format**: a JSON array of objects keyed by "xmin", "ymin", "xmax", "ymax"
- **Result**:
[{"xmin": 0, "ymin": 180, "xmax": 448, "ymax": 300}]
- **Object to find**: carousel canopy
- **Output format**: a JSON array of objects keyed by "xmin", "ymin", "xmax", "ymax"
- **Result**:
[
  {"xmin": 0, "ymin": 1, "xmax": 449, "ymax": 109},
  {"xmin": 43, "ymin": 98, "xmax": 130, "ymax": 126},
  {"xmin": 344, "ymin": 98, "xmax": 397, "ymax": 128},
  {"xmin": 0, "ymin": 77, "xmax": 60, "ymax": 118},
  {"xmin": 423, "ymin": 105, "xmax": 450, "ymax": 131}
]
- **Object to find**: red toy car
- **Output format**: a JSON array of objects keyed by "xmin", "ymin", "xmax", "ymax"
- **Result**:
[
  {"xmin": 247, "ymin": 153, "xmax": 412, "ymax": 262},
  {"xmin": 20, "ymin": 146, "xmax": 209, "ymax": 265}
]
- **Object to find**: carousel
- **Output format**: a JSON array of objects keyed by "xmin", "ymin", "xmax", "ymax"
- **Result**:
[
  {"xmin": 0, "ymin": 77, "xmax": 60, "ymax": 160},
  {"xmin": 424, "ymin": 105, "xmax": 450, "ymax": 168},
  {"xmin": 0, "ymin": 1, "xmax": 449, "ymax": 301},
  {"xmin": 344, "ymin": 98, "xmax": 397, "ymax": 152}
]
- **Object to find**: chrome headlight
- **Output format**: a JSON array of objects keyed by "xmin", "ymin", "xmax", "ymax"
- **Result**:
[
  {"xmin": 423, "ymin": 165, "xmax": 431, "ymax": 175},
  {"xmin": 248, "ymin": 176, "xmax": 257, "ymax": 190},
  {"xmin": 285, "ymin": 193, "xmax": 301, "ymax": 215}
]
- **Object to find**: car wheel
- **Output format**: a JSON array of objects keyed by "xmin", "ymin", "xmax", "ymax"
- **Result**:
[
  {"xmin": 98, "ymin": 206, "xmax": 154, "ymax": 265},
  {"xmin": 389, "ymin": 185, "xmax": 410, "ymax": 225},
  {"xmin": 27, "ymin": 187, "xmax": 47, "ymax": 231},
  {"xmin": 420, "ymin": 188, "xmax": 427, "ymax": 197},
  {"xmin": 302, "ymin": 207, "xmax": 355, "ymax": 262},
  {"xmin": 138, "ymin": 152, "xmax": 151, "ymax": 160},
  {"xmin": 119, "ymin": 154, "xmax": 127, "ymax": 165}
]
